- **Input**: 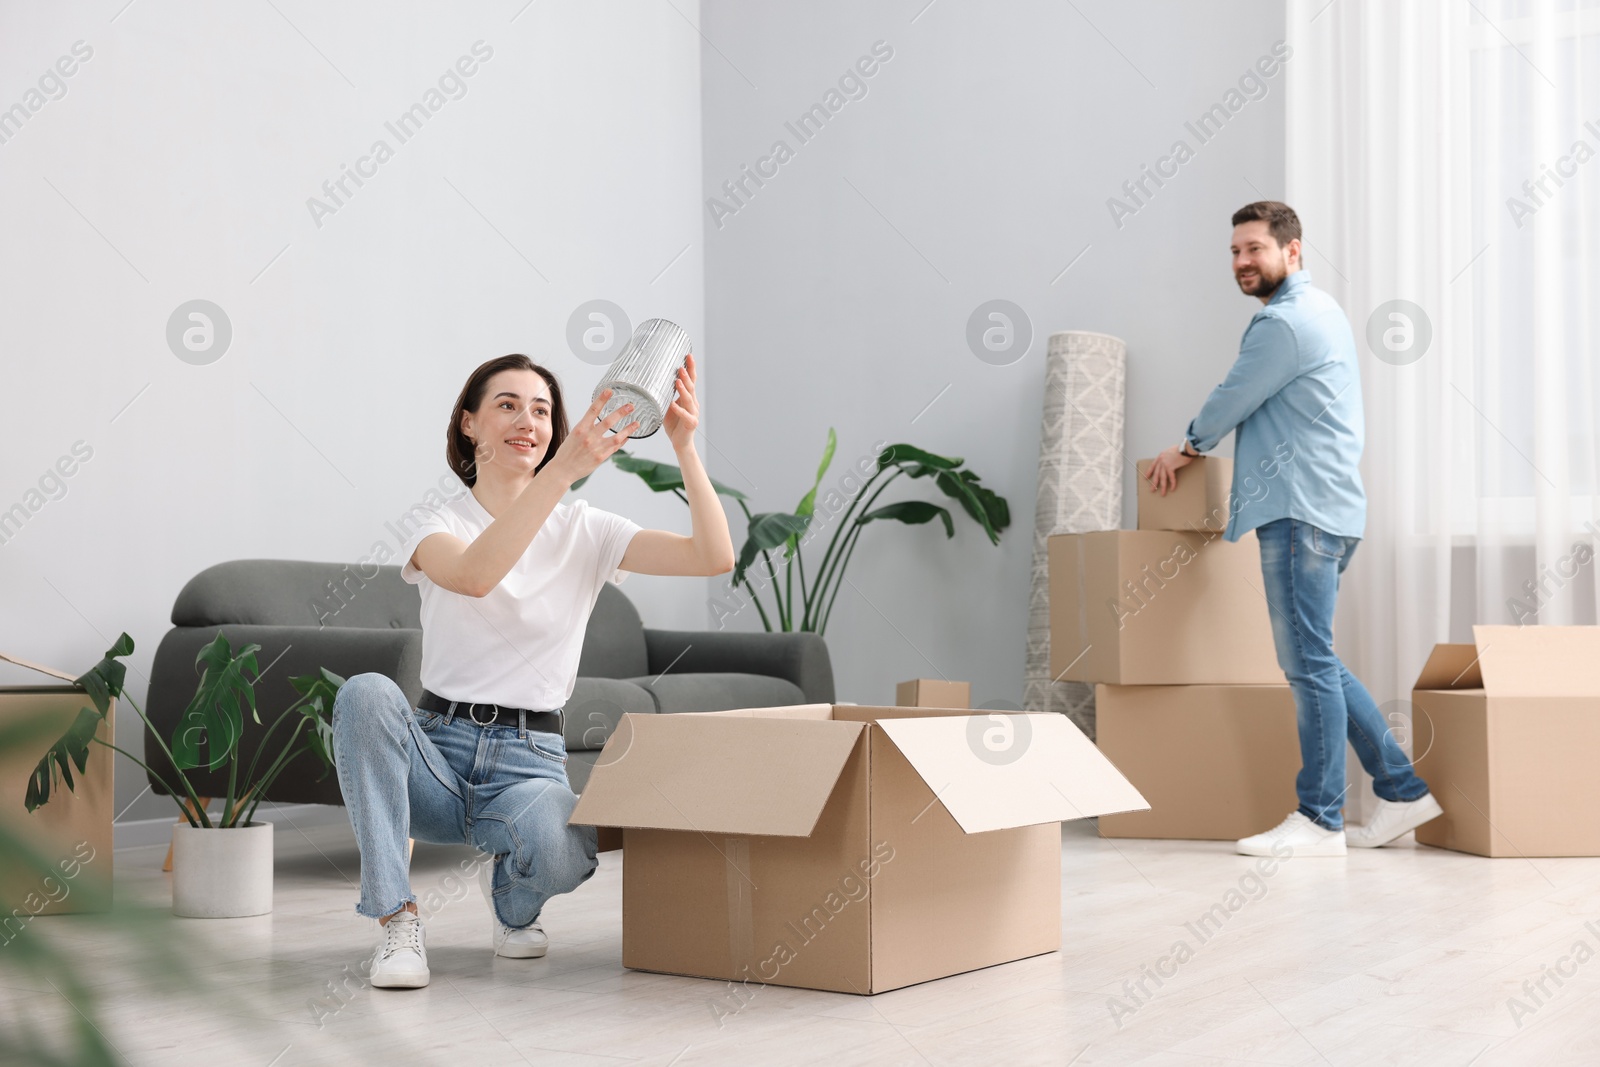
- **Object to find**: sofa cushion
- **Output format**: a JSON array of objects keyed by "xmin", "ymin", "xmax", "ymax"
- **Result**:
[
  {"xmin": 567, "ymin": 750, "xmax": 601, "ymax": 794},
  {"xmin": 562, "ymin": 676, "xmax": 657, "ymax": 751},
  {"xmin": 172, "ymin": 560, "xmax": 422, "ymax": 630},
  {"xmin": 576, "ymin": 584, "xmax": 648, "ymax": 679},
  {"xmin": 625, "ymin": 672, "xmax": 808, "ymax": 715}
]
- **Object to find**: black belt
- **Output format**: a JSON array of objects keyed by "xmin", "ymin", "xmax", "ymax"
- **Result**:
[{"xmin": 418, "ymin": 690, "xmax": 563, "ymax": 735}]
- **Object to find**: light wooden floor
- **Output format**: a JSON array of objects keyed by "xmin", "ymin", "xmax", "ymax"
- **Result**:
[{"xmin": 4, "ymin": 818, "xmax": 1600, "ymax": 1066}]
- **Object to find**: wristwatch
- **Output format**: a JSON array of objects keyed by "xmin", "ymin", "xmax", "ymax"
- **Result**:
[{"xmin": 1179, "ymin": 440, "xmax": 1199, "ymax": 458}]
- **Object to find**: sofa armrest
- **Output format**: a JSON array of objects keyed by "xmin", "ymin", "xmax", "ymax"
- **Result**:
[
  {"xmin": 642, "ymin": 628, "xmax": 835, "ymax": 705},
  {"xmin": 144, "ymin": 624, "xmax": 423, "ymax": 806}
]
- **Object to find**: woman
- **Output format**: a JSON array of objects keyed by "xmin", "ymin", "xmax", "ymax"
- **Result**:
[{"xmin": 331, "ymin": 351, "xmax": 733, "ymax": 989}]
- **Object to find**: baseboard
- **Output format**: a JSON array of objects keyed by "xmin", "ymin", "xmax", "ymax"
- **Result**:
[{"xmin": 113, "ymin": 802, "xmax": 351, "ymax": 850}]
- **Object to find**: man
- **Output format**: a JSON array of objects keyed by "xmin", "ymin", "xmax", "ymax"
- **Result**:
[{"xmin": 1145, "ymin": 201, "xmax": 1442, "ymax": 857}]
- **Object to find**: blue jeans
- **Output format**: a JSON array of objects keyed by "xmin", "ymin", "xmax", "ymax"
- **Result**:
[
  {"xmin": 1255, "ymin": 518, "xmax": 1429, "ymax": 831},
  {"xmin": 330, "ymin": 673, "xmax": 598, "ymax": 925}
]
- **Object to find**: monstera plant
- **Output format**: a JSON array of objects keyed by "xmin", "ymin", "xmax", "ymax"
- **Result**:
[
  {"xmin": 27, "ymin": 632, "xmax": 342, "ymax": 830},
  {"xmin": 25, "ymin": 633, "xmax": 344, "ymax": 917},
  {"xmin": 610, "ymin": 430, "xmax": 1010, "ymax": 635}
]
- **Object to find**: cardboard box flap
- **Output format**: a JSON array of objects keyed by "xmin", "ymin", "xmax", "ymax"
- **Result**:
[
  {"xmin": 1412, "ymin": 643, "xmax": 1483, "ymax": 691},
  {"xmin": 568, "ymin": 713, "xmax": 864, "ymax": 837},
  {"xmin": 876, "ymin": 713, "xmax": 1149, "ymax": 834},
  {"xmin": 1473, "ymin": 624, "xmax": 1600, "ymax": 696},
  {"xmin": 0, "ymin": 651, "xmax": 77, "ymax": 684}
]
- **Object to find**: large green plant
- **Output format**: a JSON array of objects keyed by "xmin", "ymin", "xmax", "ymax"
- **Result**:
[
  {"xmin": 611, "ymin": 431, "xmax": 1010, "ymax": 635},
  {"xmin": 25, "ymin": 633, "xmax": 343, "ymax": 829}
]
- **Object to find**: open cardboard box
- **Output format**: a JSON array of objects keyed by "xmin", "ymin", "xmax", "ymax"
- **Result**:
[
  {"xmin": 569, "ymin": 704, "xmax": 1147, "ymax": 994},
  {"xmin": 0, "ymin": 652, "xmax": 114, "ymax": 916},
  {"xmin": 1412, "ymin": 625, "xmax": 1600, "ymax": 857}
]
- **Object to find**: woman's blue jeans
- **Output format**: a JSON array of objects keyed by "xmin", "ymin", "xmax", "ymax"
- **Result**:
[
  {"xmin": 330, "ymin": 673, "xmax": 598, "ymax": 925},
  {"xmin": 1255, "ymin": 518, "xmax": 1429, "ymax": 831}
]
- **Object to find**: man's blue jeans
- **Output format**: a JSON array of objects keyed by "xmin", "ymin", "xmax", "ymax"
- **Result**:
[
  {"xmin": 1255, "ymin": 518, "xmax": 1429, "ymax": 830},
  {"xmin": 331, "ymin": 673, "xmax": 599, "ymax": 925}
]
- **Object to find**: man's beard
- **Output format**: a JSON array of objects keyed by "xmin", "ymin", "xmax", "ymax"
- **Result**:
[{"xmin": 1236, "ymin": 259, "xmax": 1287, "ymax": 298}]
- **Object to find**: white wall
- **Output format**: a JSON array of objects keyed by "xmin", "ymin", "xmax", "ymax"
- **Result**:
[
  {"xmin": 0, "ymin": 1, "xmax": 705, "ymax": 823},
  {"xmin": 2, "ymin": 0, "xmax": 1290, "ymax": 826},
  {"xmin": 698, "ymin": 1, "xmax": 1288, "ymax": 706}
]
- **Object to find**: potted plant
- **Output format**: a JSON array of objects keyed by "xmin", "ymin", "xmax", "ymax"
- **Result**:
[
  {"xmin": 608, "ymin": 432, "xmax": 1010, "ymax": 634},
  {"xmin": 26, "ymin": 632, "xmax": 342, "ymax": 918}
]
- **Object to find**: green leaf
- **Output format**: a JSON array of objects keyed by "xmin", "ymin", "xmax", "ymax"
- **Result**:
[
  {"xmin": 26, "ymin": 634, "xmax": 135, "ymax": 812},
  {"xmin": 73, "ymin": 632, "xmax": 134, "ymax": 714},
  {"xmin": 793, "ymin": 428, "xmax": 837, "ymax": 521},
  {"xmin": 958, "ymin": 469, "xmax": 1011, "ymax": 530},
  {"xmin": 857, "ymin": 500, "xmax": 955, "ymax": 537},
  {"xmin": 788, "ymin": 428, "xmax": 837, "ymax": 557},
  {"xmin": 877, "ymin": 443, "xmax": 962, "ymax": 474},
  {"xmin": 611, "ymin": 452, "xmax": 747, "ymax": 500},
  {"xmin": 935, "ymin": 469, "xmax": 1001, "ymax": 544},
  {"xmin": 23, "ymin": 706, "xmax": 101, "ymax": 813},
  {"xmin": 732, "ymin": 512, "xmax": 810, "ymax": 585},
  {"xmin": 172, "ymin": 634, "xmax": 260, "ymax": 772},
  {"xmin": 289, "ymin": 668, "xmax": 344, "ymax": 781}
]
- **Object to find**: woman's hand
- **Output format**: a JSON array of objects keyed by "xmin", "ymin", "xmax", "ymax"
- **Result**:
[
  {"xmin": 546, "ymin": 389, "xmax": 639, "ymax": 485},
  {"xmin": 661, "ymin": 353, "xmax": 699, "ymax": 454},
  {"xmin": 1145, "ymin": 443, "xmax": 1195, "ymax": 496}
]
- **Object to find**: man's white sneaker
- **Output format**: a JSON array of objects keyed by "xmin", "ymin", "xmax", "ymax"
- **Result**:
[
  {"xmin": 1236, "ymin": 811, "xmax": 1347, "ymax": 857},
  {"xmin": 1346, "ymin": 793, "xmax": 1444, "ymax": 848},
  {"xmin": 369, "ymin": 911, "xmax": 429, "ymax": 989},
  {"xmin": 479, "ymin": 857, "xmax": 548, "ymax": 959}
]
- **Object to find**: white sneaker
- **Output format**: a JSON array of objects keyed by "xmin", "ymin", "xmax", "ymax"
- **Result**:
[
  {"xmin": 1346, "ymin": 793, "xmax": 1444, "ymax": 848},
  {"xmin": 369, "ymin": 911, "xmax": 429, "ymax": 989},
  {"xmin": 1236, "ymin": 811, "xmax": 1347, "ymax": 857},
  {"xmin": 479, "ymin": 856, "xmax": 548, "ymax": 959}
]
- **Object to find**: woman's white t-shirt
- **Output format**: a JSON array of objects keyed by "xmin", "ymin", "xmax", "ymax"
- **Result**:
[{"xmin": 399, "ymin": 491, "xmax": 642, "ymax": 710}]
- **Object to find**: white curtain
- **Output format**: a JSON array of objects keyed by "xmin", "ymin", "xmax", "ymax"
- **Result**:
[{"xmin": 1287, "ymin": 0, "xmax": 1600, "ymax": 721}]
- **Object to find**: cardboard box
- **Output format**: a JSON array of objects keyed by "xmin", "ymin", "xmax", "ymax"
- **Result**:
[
  {"xmin": 1135, "ymin": 456, "xmax": 1232, "ymax": 532},
  {"xmin": 0, "ymin": 652, "xmax": 114, "ymax": 916},
  {"xmin": 1412, "ymin": 625, "xmax": 1600, "ymax": 857},
  {"xmin": 895, "ymin": 679, "xmax": 970, "ymax": 709},
  {"xmin": 1095, "ymin": 684, "xmax": 1300, "ymax": 840},
  {"xmin": 1047, "ymin": 531, "xmax": 1283, "ymax": 685},
  {"xmin": 569, "ymin": 704, "xmax": 1147, "ymax": 994}
]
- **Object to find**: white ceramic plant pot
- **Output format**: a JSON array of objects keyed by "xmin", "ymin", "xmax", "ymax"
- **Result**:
[{"xmin": 170, "ymin": 821, "xmax": 273, "ymax": 918}]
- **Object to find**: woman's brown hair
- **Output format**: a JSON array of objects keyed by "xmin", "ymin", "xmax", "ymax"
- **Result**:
[{"xmin": 446, "ymin": 355, "xmax": 568, "ymax": 487}]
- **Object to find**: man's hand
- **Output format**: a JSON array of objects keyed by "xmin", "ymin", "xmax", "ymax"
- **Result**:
[
  {"xmin": 1145, "ymin": 443, "xmax": 1195, "ymax": 497},
  {"xmin": 661, "ymin": 352, "xmax": 700, "ymax": 454}
]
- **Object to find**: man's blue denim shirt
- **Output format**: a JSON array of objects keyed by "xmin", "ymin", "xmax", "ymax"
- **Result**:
[{"xmin": 1185, "ymin": 271, "xmax": 1367, "ymax": 543}]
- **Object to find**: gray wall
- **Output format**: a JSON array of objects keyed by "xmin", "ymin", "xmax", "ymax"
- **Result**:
[
  {"xmin": 0, "ymin": 1, "xmax": 704, "ymax": 824},
  {"xmin": 699, "ymin": 1, "xmax": 1288, "ymax": 706}
]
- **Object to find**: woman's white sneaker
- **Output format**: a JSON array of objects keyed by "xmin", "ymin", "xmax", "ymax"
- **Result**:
[
  {"xmin": 1236, "ymin": 811, "xmax": 1347, "ymax": 857},
  {"xmin": 369, "ymin": 911, "xmax": 429, "ymax": 989},
  {"xmin": 491, "ymin": 916, "xmax": 549, "ymax": 959},
  {"xmin": 1346, "ymin": 793, "xmax": 1444, "ymax": 848},
  {"xmin": 479, "ymin": 857, "xmax": 549, "ymax": 958}
]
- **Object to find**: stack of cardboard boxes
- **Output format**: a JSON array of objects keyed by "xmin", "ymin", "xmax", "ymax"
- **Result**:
[{"xmin": 1047, "ymin": 457, "xmax": 1302, "ymax": 840}]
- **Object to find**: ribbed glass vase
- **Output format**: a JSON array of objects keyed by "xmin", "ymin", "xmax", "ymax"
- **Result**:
[{"xmin": 592, "ymin": 318, "xmax": 691, "ymax": 438}]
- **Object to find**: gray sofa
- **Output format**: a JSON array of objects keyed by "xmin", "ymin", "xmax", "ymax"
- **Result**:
[{"xmin": 143, "ymin": 559, "xmax": 834, "ymax": 797}]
